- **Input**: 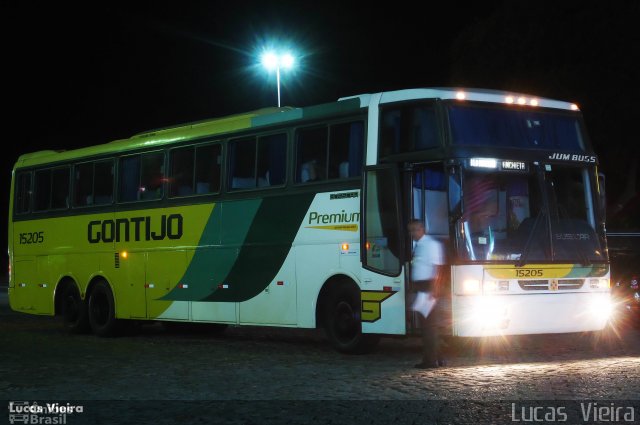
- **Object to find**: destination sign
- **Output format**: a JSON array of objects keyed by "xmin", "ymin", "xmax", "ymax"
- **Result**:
[{"xmin": 501, "ymin": 160, "xmax": 528, "ymax": 171}]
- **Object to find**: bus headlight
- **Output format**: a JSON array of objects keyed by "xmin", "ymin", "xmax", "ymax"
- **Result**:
[
  {"xmin": 463, "ymin": 279, "xmax": 481, "ymax": 294},
  {"xmin": 471, "ymin": 296, "xmax": 509, "ymax": 329},
  {"xmin": 589, "ymin": 297, "xmax": 613, "ymax": 322},
  {"xmin": 589, "ymin": 278, "xmax": 610, "ymax": 289},
  {"xmin": 482, "ymin": 280, "xmax": 509, "ymax": 293}
]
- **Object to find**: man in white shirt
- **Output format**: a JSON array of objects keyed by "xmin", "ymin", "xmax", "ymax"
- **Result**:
[{"xmin": 408, "ymin": 219, "xmax": 445, "ymax": 369}]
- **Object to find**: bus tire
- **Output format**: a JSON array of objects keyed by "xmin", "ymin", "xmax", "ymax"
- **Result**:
[
  {"xmin": 60, "ymin": 284, "xmax": 90, "ymax": 334},
  {"xmin": 87, "ymin": 280, "xmax": 120, "ymax": 337},
  {"xmin": 323, "ymin": 284, "xmax": 379, "ymax": 354}
]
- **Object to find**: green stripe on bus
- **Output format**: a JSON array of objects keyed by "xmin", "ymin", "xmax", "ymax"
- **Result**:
[
  {"xmin": 160, "ymin": 193, "xmax": 314, "ymax": 303},
  {"xmin": 160, "ymin": 199, "xmax": 261, "ymax": 302},
  {"xmin": 203, "ymin": 193, "xmax": 314, "ymax": 302}
]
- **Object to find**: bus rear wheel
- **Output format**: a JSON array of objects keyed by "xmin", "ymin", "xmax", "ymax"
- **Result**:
[
  {"xmin": 88, "ymin": 280, "xmax": 120, "ymax": 337},
  {"xmin": 61, "ymin": 284, "xmax": 90, "ymax": 334},
  {"xmin": 323, "ymin": 284, "xmax": 379, "ymax": 354}
]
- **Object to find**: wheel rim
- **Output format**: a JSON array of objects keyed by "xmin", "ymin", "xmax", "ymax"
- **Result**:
[
  {"xmin": 90, "ymin": 292, "xmax": 109, "ymax": 327},
  {"xmin": 333, "ymin": 300, "xmax": 358, "ymax": 343}
]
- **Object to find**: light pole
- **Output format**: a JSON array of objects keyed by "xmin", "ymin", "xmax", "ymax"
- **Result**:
[{"xmin": 261, "ymin": 52, "xmax": 295, "ymax": 107}]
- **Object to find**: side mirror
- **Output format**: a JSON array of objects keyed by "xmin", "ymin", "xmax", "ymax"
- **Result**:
[
  {"xmin": 597, "ymin": 172, "xmax": 606, "ymax": 222},
  {"xmin": 448, "ymin": 165, "xmax": 462, "ymax": 218}
]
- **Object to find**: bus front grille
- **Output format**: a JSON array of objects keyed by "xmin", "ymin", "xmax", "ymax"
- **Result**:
[
  {"xmin": 518, "ymin": 279, "xmax": 585, "ymax": 290},
  {"xmin": 518, "ymin": 280, "xmax": 548, "ymax": 290},
  {"xmin": 558, "ymin": 279, "xmax": 585, "ymax": 290}
]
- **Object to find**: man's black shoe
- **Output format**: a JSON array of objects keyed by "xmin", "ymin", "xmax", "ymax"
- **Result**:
[
  {"xmin": 437, "ymin": 358, "xmax": 448, "ymax": 367},
  {"xmin": 414, "ymin": 361, "xmax": 439, "ymax": 369}
]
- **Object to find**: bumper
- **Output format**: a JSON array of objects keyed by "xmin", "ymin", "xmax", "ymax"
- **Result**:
[{"xmin": 453, "ymin": 292, "xmax": 611, "ymax": 337}]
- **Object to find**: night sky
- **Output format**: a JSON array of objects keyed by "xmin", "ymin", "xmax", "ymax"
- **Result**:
[{"xmin": 2, "ymin": 1, "xmax": 639, "ymax": 272}]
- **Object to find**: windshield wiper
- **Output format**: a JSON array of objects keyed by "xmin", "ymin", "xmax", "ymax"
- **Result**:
[
  {"xmin": 516, "ymin": 208, "xmax": 545, "ymax": 267},
  {"xmin": 517, "ymin": 164, "xmax": 553, "ymax": 267}
]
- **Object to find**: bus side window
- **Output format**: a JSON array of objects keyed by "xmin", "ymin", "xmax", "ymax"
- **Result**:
[
  {"xmin": 34, "ymin": 169, "xmax": 52, "ymax": 211},
  {"xmin": 170, "ymin": 143, "xmax": 221, "ymax": 197},
  {"xmin": 75, "ymin": 160, "xmax": 113, "ymax": 206},
  {"xmin": 120, "ymin": 152, "xmax": 164, "ymax": 202},
  {"xmin": 93, "ymin": 160, "xmax": 114, "ymax": 205},
  {"xmin": 74, "ymin": 163, "xmax": 93, "ymax": 206},
  {"xmin": 380, "ymin": 104, "xmax": 439, "ymax": 157},
  {"xmin": 139, "ymin": 152, "xmax": 164, "ymax": 200},
  {"xmin": 119, "ymin": 155, "xmax": 140, "ymax": 202},
  {"xmin": 170, "ymin": 146, "xmax": 195, "ymax": 197},
  {"xmin": 229, "ymin": 137, "xmax": 257, "ymax": 190},
  {"xmin": 15, "ymin": 172, "xmax": 32, "ymax": 214},
  {"xmin": 195, "ymin": 144, "xmax": 221, "ymax": 194},
  {"xmin": 258, "ymin": 133, "xmax": 286, "ymax": 186},
  {"xmin": 33, "ymin": 167, "xmax": 70, "ymax": 211},
  {"xmin": 328, "ymin": 121, "xmax": 363, "ymax": 179},
  {"xmin": 296, "ymin": 126, "xmax": 327, "ymax": 183},
  {"xmin": 50, "ymin": 167, "xmax": 70, "ymax": 210}
]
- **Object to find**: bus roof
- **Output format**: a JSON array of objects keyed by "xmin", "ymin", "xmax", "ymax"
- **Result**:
[
  {"xmin": 14, "ymin": 97, "xmax": 366, "ymax": 169},
  {"xmin": 340, "ymin": 88, "xmax": 580, "ymax": 111},
  {"xmin": 14, "ymin": 87, "xmax": 579, "ymax": 169}
]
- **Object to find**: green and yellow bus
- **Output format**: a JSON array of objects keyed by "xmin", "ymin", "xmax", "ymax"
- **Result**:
[{"xmin": 8, "ymin": 88, "xmax": 611, "ymax": 353}]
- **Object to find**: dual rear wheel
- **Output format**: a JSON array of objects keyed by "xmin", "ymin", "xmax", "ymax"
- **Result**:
[
  {"xmin": 61, "ymin": 280, "xmax": 227, "ymax": 337},
  {"xmin": 60, "ymin": 280, "xmax": 119, "ymax": 337}
]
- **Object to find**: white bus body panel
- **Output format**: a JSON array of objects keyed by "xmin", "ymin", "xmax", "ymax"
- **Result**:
[{"xmin": 293, "ymin": 190, "xmax": 405, "ymax": 334}]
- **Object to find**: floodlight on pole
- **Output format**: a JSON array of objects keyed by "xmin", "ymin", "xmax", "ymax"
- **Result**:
[{"xmin": 261, "ymin": 51, "xmax": 295, "ymax": 107}]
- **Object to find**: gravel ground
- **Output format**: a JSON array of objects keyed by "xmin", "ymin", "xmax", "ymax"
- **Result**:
[{"xmin": 1, "ymin": 290, "xmax": 639, "ymax": 424}]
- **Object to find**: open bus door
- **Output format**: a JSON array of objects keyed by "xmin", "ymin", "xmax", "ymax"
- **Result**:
[
  {"xmin": 408, "ymin": 162, "xmax": 453, "ymax": 335},
  {"xmin": 360, "ymin": 164, "xmax": 406, "ymax": 335}
]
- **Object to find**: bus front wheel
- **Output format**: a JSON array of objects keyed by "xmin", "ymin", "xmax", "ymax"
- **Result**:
[
  {"xmin": 323, "ymin": 284, "xmax": 379, "ymax": 354},
  {"xmin": 88, "ymin": 280, "xmax": 120, "ymax": 337}
]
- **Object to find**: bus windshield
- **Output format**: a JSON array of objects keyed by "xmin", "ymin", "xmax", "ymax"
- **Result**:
[
  {"xmin": 448, "ymin": 103, "xmax": 586, "ymax": 151},
  {"xmin": 456, "ymin": 163, "xmax": 606, "ymax": 264}
]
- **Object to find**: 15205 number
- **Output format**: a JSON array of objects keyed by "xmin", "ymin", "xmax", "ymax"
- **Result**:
[
  {"xmin": 515, "ymin": 269, "xmax": 543, "ymax": 278},
  {"xmin": 19, "ymin": 231, "xmax": 44, "ymax": 244}
]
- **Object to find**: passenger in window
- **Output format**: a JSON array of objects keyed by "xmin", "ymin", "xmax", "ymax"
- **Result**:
[
  {"xmin": 257, "ymin": 171, "xmax": 271, "ymax": 187},
  {"xmin": 338, "ymin": 162, "xmax": 349, "ymax": 178},
  {"xmin": 300, "ymin": 160, "xmax": 324, "ymax": 182},
  {"xmin": 300, "ymin": 160, "xmax": 316, "ymax": 182},
  {"xmin": 195, "ymin": 181, "xmax": 210, "ymax": 194},
  {"xmin": 171, "ymin": 169, "xmax": 193, "ymax": 197}
]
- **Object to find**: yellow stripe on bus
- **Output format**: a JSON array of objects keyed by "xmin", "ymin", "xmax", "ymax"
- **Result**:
[
  {"xmin": 305, "ymin": 224, "xmax": 359, "ymax": 232},
  {"xmin": 361, "ymin": 290, "xmax": 395, "ymax": 322}
]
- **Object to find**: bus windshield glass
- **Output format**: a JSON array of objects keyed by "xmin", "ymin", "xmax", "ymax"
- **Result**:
[
  {"xmin": 448, "ymin": 103, "xmax": 586, "ymax": 151},
  {"xmin": 456, "ymin": 163, "xmax": 606, "ymax": 264}
]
